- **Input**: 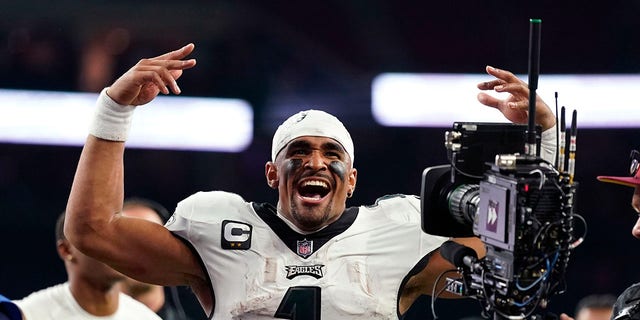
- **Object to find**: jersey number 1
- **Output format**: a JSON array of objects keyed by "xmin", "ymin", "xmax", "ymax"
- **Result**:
[{"xmin": 274, "ymin": 286, "xmax": 321, "ymax": 320}]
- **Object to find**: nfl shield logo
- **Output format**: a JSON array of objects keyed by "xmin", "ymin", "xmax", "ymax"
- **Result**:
[{"xmin": 296, "ymin": 239, "xmax": 314, "ymax": 258}]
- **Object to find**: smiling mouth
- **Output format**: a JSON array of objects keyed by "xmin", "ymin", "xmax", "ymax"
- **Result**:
[{"xmin": 298, "ymin": 180, "xmax": 331, "ymax": 201}]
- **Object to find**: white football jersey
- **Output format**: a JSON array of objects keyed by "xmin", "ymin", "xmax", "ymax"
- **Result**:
[
  {"xmin": 15, "ymin": 282, "xmax": 162, "ymax": 320},
  {"xmin": 166, "ymin": 192, "xmax": 447, "ymax": 319}
]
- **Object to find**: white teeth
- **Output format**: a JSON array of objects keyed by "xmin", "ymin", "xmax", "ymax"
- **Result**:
[{"xmin": 302, "ymin": 180, "xmax": 328, "ymax": 188}]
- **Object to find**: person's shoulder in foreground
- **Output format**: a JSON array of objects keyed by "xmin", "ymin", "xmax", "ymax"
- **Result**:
[
  {"xmin": 612, "ymin": 283, "xmax": 640, "ymax": 320},
  {"xmin": 0, "ymin": 294, "xmax": 22, "ymax": 320}
]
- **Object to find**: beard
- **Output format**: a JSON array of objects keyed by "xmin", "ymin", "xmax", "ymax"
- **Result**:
[{"xmin": 289, "ymin": 195, "xmax": 334, "ymax": 231}]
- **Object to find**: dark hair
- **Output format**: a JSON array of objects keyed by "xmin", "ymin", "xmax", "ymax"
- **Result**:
[
  {"xmin": 123, "ymin": 197, "xmax": 170, "ymax": 223},
  {"xmin": 576, "ymin": 293, "xmax": 617, "ymax": 314},
  {"xmin": 55, "ymin": 211, "xmax": 66, "ymax": 242}
]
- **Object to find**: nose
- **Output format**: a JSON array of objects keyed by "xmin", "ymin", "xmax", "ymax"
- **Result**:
[
  {"xmin": 631, "ymin": 187, "xmax": 640, "ymax": 239},
  {"xmin": 632, "ymin": 187, "xmax": 640, "ymax": 213},
  {"xmin": 633, "ymin": 215, "xmax": 640, "ymax": 239},
  {"xmin": 305, "ymin": 151, "xmax": 327, "ymax": 170}
]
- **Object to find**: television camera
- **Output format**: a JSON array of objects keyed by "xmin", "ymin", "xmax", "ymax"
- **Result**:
[
  {"xmin": 420, "ymin": 19, "xmax": 583, "ymax": 320},
  {"xmin": 421, "ymin": 122, "xmax": 580, "ymax": 319}
]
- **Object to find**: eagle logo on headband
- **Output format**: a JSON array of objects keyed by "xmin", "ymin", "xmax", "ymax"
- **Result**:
[{"xmin": 294, "ymin": 112, "xmax": 308, "ymax": 123}]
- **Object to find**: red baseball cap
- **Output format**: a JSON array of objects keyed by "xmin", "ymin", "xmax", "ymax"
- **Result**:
[{"xmin": 597, "ymin": 149, "xmax": 640, "ymax": 187}]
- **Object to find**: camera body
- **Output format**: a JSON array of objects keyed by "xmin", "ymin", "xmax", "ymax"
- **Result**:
[{"xmin": 421, "ymin": 122, "xmax": 579, "ymax": 319}]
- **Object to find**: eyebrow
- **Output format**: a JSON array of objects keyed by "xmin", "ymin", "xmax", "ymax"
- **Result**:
[
  {"xmin": 287, "ymin": 140, "xmax": 311, "ymax": 150},
  {"xmin": 287, "ymin": 139, "xmax": 346, "ymax": 153},
  {"xmin": 322, "ymin": 141, "xmax": 345, "ymax": 153}
]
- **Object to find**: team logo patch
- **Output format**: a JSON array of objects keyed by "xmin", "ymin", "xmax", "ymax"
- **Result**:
[
  {"xmin": 165, "ymin": 214, "xmax": 176, "ymax": 226},
  {"xmin": 285, "ymin": 264, "xmax": 325, "ymax": 279},
  {"xmin": 296, "ymin": 239, "xmax": 314, "ymax": 258},
  {"xmin": 221, "ymin": 220, "xmax": 252, "ymax": 250},
  {"xmin": 294, "ymin": 111, "xmax": 308, "ymax": 123}
]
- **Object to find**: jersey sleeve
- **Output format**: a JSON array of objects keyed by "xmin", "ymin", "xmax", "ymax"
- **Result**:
[
  {"xmin": 165, "ymin": 190, "xmax": 248, "ymax": 241},
  {"xmin": 369, "ymin": 194, "xmax": 448, "ymax": 255},
  {"xmin": 540, "ymin": 123, "xmax": 557, "ymax": 163}
]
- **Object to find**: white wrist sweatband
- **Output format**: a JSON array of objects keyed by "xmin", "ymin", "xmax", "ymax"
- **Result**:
[{"xmin": 88, "ymin": 87, "xmax": 136, "ymax": 142}]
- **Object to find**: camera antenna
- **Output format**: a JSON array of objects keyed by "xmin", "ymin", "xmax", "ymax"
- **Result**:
[
  {"xmin": 568, "ymin": 109, "xmax": 578, "ymax": 182},
  {"xmin": 554, "ymin": 92, "xmax": 559, "ymax": 167},
  {"xmin": 558, "ymin": 106, "xmax": 566, "ymax": 172},
  {"xmin": 526, "ymin": 18, "xmax": 542, "ymax": 157}
]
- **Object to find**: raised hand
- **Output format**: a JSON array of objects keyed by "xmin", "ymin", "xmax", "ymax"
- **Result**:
[
  {"xmin": 107, "ymin": 43, "xmax": 197, "ymax": 106},
  {"xmin": 477, "ymin": 65, "xmax": 555, "ymax": 130}
]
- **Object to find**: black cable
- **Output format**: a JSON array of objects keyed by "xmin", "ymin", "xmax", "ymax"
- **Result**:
[
  {"xmin": 449, "ymin": 156, "xmax": 484, "ymax": 180},
  {"xmin": 430, "ymin": 269, "xmax": 460, "ymax": 319}
]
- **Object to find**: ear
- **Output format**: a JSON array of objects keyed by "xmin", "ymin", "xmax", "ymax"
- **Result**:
[
  {"xmin": 265, "ymin": 161, "xmax": 279, "ymax": 189},
  {"xmin": 348, "ymin": 167, "xmax": 358, "ymax": 194},
  {"xmin": 56, "ymin": 239, "xmax": 72, "ymax": 262}
]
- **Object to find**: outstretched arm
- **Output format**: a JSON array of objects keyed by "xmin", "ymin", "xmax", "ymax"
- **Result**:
[
  {"xmin": 65, "ymin": 44, "xmax": 207, "ymax": 291},
  {"xmin": 399, "ymin": 236, "xmax": 486, "ymax": 314}
]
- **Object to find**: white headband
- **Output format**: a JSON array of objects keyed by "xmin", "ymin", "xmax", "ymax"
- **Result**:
[{"xmin": 271, "ymin": 109, "xmax": 354, "ymax": 164}]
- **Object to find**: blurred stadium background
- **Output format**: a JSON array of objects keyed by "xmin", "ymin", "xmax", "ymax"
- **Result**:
[{"xmin": 2, "ymin": 1, "xmax": 640, "ymax": 318}]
